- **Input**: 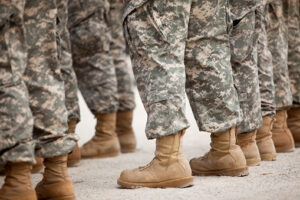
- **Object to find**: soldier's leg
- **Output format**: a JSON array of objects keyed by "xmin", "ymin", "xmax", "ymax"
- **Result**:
[
  {"xmin": 24, "ymin": 0, "xmax": 77, "ymax": 159},
  {"xmin": 118, "ymin": 0, "xmax": 193, "ymax": 188},
  {"xmin": 185, "ymin": 0, "xmax": 247, "ymax": 177},
  {"xmin": 108, "ymin": 1, "xmax": 136, "ymax": 153},
  {"xmin": 57, "ymin": 0, "xmax": 81, "ymax": 166},
  {"xmin": 255, "ymin": 3, "xmax": 277, "ymax": 161},
  {"xmin": 0, "ymin": 1, "xmax": 36, "ymax": 199},
  {"xmin": 68, "ymin": 0, "xmax": 120, "ymax": 159},
  {"xmin": 266, "ymin": 0, "xmax": 295, "ymax": 152},
  {"xmin": 267, "ymin": 0, "xmax": 292, "ymax": 109},
  {"xmin": 231, "ymin": 11, "xmax": 262, "ymax": 135},
  {"xmin": 287, "ymin": 0, "xmax": 300, "ymax": 147},
  {"xmin": 230, "ymin": 10, "xmax": 262, "ymax": 167},
  {"xmin": 24, "ymin": 0, "xmax": 77, "ymax": 199}
]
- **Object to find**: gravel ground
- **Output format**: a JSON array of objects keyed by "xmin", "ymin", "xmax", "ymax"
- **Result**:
[{"xmin": 1, "ymin": 90, "xmax": 300, "ymax": 200}]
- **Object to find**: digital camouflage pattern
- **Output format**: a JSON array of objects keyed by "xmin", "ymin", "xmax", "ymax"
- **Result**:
[
  {"xmin": 58, "ymin": 0, "xmax": 81, "ymax": 122},
  {"xmin": 0, "ymin": 0, "xmax": 35, "ymax": 164},
  {"xmin": 256, "ymin": 1, "xmax": 276, "ymax": 117},
  {"xmin": 123, "ymin": 0, "xmax": 241, "ymax": 139},
  {"xmin": 230, "ymin": 6, "xmax": 262, "ymax": 134},
  {"xmin": 288, "ymin": 0, "xmax": 300, "ymax": 106},
  {"xmin": 23, "ymin": 0, "xmax": 77, "ymax": 158},
  {"xmin": 229, "ymin": 0, "xmax": 260, "ymax": 21},
  {"xmin": 109, "ymin": 0, "xmax": 135, "ymax": 112},
  {"xmin": 68, "ymin": 0, "xmax": 135, "ymax": 115},
  {"xmin": 266, "ymin": 0, "xmax": 293, "ymax": 110}
]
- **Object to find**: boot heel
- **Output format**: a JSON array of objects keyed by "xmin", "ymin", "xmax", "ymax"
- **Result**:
[
  {"xmin": 192, "ymin": 167, "xmax": 249, "ymax": 177},
  {"xmin": 246, "ymin": 158, "xmax": 261, "ymax": 167},
  {"xmin": 48, "ymin": 195, "xmax": 75, "ymax": 200},
  {"xmin": 260, "ymin": 153, "xmax": 276, "ymax": 161},
  {"xmin": 120, "ymin": 144, "xmax": 136, "ymax": 153},
  {"xmin": 163, "ymin": 176, "xmax": 194, "ymax": 188},
  {"xmin": 220, "ymin": 167, "xmax": 249, "ymax": 177}
]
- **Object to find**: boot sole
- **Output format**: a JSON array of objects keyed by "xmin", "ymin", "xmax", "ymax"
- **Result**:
[
  {"xmin": 38, "ymin": 195, "xmax": 75, "ymax": 200},
  {"xmin": 117, "ymin": 176, "xmax": 194, "ymax": 189},
  {"xmin": 192, "ymin": 167, "xmax": 249, "ymax": 177},
  {"xmin": 260, "ymin": 153, "xmax": 276, "ymax": 161},
  {"xmin": 275, "ymin": 146, "xmax": 295, "ymax": 153},
  {"xmin": 81, "ymin": 151, "xmax": 120, "ymax": 159}
]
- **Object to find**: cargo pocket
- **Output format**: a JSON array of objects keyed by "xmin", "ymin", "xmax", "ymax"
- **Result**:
[
  {"xmin": 230, "ymin": 12, "xmax": 256, "ymax": 62},
  {"xmin": 0, "ymin": 23, "xmax": 15, "ymax": 87},
  {"xmin": 69, "ymin": 8, "xmax": 111, "ymax": 55}
]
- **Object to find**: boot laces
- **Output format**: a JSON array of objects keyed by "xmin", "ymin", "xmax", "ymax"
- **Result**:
[{"xmin": 138, "ymin": 157, "xmax": 158, "ymax": 170}]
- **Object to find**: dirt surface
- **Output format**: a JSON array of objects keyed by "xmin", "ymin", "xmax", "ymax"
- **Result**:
[{"xmin": 1, "ymin": 90, "xmax": 300, "ymax": 200}]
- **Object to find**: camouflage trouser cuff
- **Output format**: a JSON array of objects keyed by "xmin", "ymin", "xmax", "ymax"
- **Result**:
[
  {"xmin": 34, "ymin": 134, "xmax": 79, "ymax": 158},
  {"xmin": 0, "ymin": 140, "xmax": 36, "ymax": 165},
  {"xmin": 292, "ymin": 101, "xmax": 300, "ymax": 107},
  {"xmin": 68, "ymin": 116, "xmax": 81, "ymax": 123}
]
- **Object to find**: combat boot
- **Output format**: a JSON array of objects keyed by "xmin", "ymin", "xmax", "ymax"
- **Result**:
[
  {"xmin": 35, "ymin": 155, "xmax": 75, "ymax": 200},
  {"xmin": 256, "ymin": 116, "xmax": 276, "ymax": 161},
  {"xmin": 80, "ymin": 113, "xmax": 120, "ymax": 158},
  {"xmin": 118, "ymin": 130, "xmax": 193, "ymax": 188},
  {"xmin": 237, "ymin": 131, "xmax": 261, "ymax": 166},
  {"xmin": 116, "ymin": 111, "xmax": 137, "ymax": 153},
  {"xmin": 0, "ymin": 162, "xmax": 37, "ymax": 200},
  {"xmin": 287, "ymin": 107, "xmax": 300, "ymax": 147},
  {"xmin": 31, "ymin": 157, "xmax": 44, "ymax": 173},
  {"xmin": 0, "ymin": 157, "xmax": 43, "ymax": 176},
  {"xmin": 190, "ymin": 127, "xmax": 249, "ymax": 176},
  {"xmin": 272, "ymin": 110, "xmax": 295, "ymax": 152},
  {"xmin": 67, "ymin": 120, "xmax": 81, "ymax": 167}
]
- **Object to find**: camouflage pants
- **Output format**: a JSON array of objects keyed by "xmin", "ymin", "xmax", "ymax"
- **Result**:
[
  {"xmin": 288, "ymin": 0, "xmax": 300, "ymax": 106},
  {"xmin": 266, "ymin": 0, "xmax": 293, "ymax": 110},
  {"xmin": 0, "ymin": 0, "xmax": 35, "ymax": 164},
  {"xmin": 231, "ymin": 10, "xmax": 262, "ymax": 134},
  {"xmin": 124, "ymin": 0, "xmax": 241, "ymax": 139},
  {"xmin": 23, "ymin": 0, "xmax": 77, "ymax": 158},
  {"xmin": 256, "ymin": 2, "xmax": 276, "ymax": 117},
  {"xmin": 58, "ymin": 0, "xmax": 81, "ymax": 122},
  {"xmin": 68, "ymin": 0, "xmax": 135, "ymax": 115}
]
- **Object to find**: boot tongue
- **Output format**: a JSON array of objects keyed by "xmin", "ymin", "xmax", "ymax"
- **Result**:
[{"xmin": 155, "ymin": 133, "xmax": 181, "ymax": 164}]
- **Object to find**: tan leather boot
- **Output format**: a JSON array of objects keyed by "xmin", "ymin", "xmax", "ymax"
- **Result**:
[
  {"xmin": 116, "ymin": 111, "xmax": 137, "ymax": 153},
  {"xmin": 80, "ymin": 113, "xmax": 120, "ymax": 158},
  {"xmin": 118, "ymin": 130, "xmax": 193, "ymax": 188},
  {"xmin": 272, "ymin": 110, "xmax": 295, "ymax": 152},
  {"xmin": 0, "ymin": 166, "xmax": 4, "ymax": 176},
  {"xmin": 0, "ymin": 162, "xmax": 37, "ymax": 200},
  {"xmin": 35, "ymin": 155, "xmax": 75, "ymax": 200},
  {"xmin": 1, "ymin": 157, "xmax": 44, "ymax": 175},
  {"xmin": 32, "ymin": 157, "xmax": 44, "ymax": 173},
  {"xmin": 67, "ymin": 120, "xmax": 81, "ymax": 167},
  {"xmin": 256, "ymin": 116, "xmax": 277, "ymax": 161},
  {"xmin": 287, "ymin": 107, "xmax": 300, "ymax": 147},
  {"xmin": 190, "ymin": 127, "xmax": 249, "ymax": 176},
  {"xmin": 237, "ymin": 131, "xmax": 261, "ymax": 166}
]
